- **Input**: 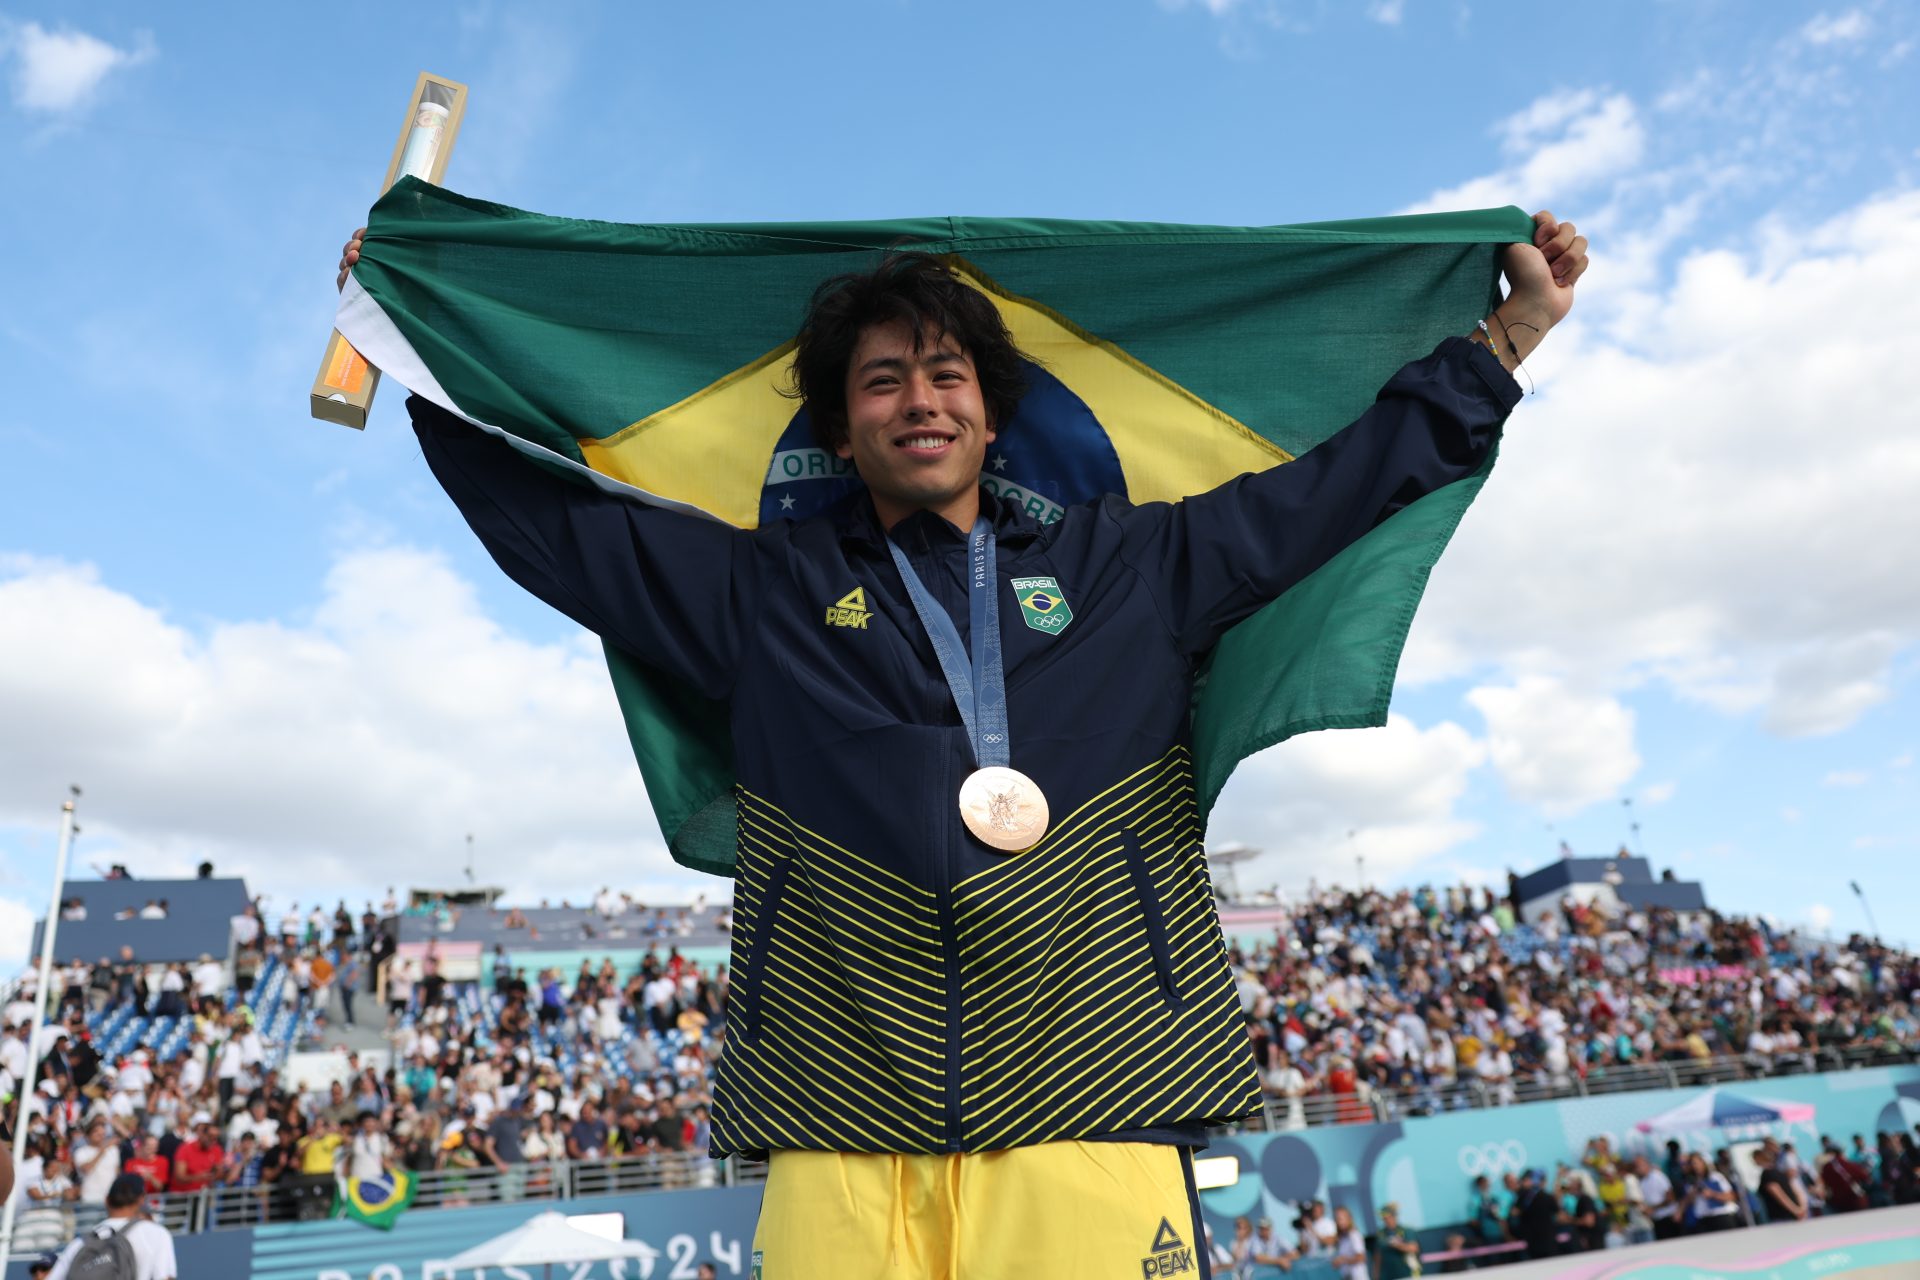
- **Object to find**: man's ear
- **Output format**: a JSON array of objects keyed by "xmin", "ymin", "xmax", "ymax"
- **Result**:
[{"xmin": 834, "ymin": 440, "xmax": 853, "ymax": 461}]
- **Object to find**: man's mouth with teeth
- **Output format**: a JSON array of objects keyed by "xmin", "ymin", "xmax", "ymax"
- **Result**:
[{"xmin": 897, "ymin": 434, "xmax": 955, "ymax": 451}]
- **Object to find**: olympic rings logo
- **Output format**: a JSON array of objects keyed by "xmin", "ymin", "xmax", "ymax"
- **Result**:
[{"xmin": 1457, "ymin": 1140, "xmax": 1529, "ymax": 1176}]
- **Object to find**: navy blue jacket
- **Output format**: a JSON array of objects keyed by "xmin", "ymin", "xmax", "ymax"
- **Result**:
[{"xmin": 412, "ymin": 336, "xmax": 1520, "ymax": 1157}]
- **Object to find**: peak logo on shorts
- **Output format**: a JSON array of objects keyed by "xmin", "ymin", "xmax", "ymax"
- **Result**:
[
  {"xmin": 825, "ymin": 586, "xmax": 871, "ymax": 629},
  {"xmin": 1012, "ymin": 576, "xmax": 1072, "ymax": 635},
  {"xmin": 1140, "ymin": 1218, "xmax": 1194, "ymax": 1276}
]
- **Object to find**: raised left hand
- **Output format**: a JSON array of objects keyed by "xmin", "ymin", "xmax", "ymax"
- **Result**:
[{"xmin": 1500, "ymin": 210, "xmax": 1588, "ymax": 332}]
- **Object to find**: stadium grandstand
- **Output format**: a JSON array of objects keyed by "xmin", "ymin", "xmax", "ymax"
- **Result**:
[{"xmin": 3, "ymin": 849, "xmax": 1919, "ymax": 1278}]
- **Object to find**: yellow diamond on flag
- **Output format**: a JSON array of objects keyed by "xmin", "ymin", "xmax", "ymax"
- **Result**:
[{"xmin": 574, "ymin": 259, "xmax": 1291, "ymax": 531}]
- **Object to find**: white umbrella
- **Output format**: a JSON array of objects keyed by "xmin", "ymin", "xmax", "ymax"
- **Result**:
[
  {"xmin": 1633, "ymin": 1089, "xmax": 1816, "ymax": 1137},
  {"xmin": 444, "ymin": 1210, "xmax": 657, "ymax": 1279}
]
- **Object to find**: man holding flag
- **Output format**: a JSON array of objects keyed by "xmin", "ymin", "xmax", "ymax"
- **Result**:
[{"xmin": 334, "ymin": 204, "xmax": 1585, "ymax": 1279}]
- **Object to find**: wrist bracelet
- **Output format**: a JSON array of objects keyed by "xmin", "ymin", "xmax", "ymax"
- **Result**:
[{"xmin": 1475, "ymin": 319, "xmax": 1502, "ymax": 359}]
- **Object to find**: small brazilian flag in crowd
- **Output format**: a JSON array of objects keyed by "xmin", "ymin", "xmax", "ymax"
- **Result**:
[
  {"xmin": 336, "ymin": 1170, "xmax": 415, "ymax": 1230},
  {"xmin": 337, "ymin": 178, "xmax": 1531, "ymax": 877}
]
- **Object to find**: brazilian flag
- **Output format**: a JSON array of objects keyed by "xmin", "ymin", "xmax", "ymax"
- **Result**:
[
  {"xmin": 335, "ymin": 1170, "xmax": 415, "ymax": 1230},
  {"xmin": 337, "ymin": 177, "xmax": 1530, "ymax": 877}
]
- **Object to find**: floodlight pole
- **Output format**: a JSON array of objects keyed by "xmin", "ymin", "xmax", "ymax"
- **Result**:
[
  {"xmin": 0, "ymin": 787, "xmax": 81, "ymax": 1265},
  {"xmin": 1851, "ymin": 880, "xmax": 1881, "ymax": 944}
]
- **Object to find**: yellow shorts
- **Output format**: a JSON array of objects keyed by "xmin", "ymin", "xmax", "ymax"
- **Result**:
[{"xmin": 751, "ymin": 1141, "xmax": 1210, "ymax": 1280}]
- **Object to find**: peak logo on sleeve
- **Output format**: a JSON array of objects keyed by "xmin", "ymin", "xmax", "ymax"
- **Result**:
[{"xmin": 825, "ymin": 587, "xmax": 872, "ymax": 629}]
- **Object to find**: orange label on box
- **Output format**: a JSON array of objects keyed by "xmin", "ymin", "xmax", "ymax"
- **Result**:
[{"xmin": 324, "ymin": 338, "xmax": 371, "ymax": 395}]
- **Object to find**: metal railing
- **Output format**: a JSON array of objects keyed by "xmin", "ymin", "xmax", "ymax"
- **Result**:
[{"xmin": 1228, "ymin": 1040, "xmax": 1918, "ymax": 1134}]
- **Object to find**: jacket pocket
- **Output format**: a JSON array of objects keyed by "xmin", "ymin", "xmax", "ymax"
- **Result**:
[
  {"xmin": 734, "ymin": 857, "xmax": 792, "ymax": 1042},
  {"xmin": 1122, "ymin": 832, "xmax": 1185, "ymax": 1012}
]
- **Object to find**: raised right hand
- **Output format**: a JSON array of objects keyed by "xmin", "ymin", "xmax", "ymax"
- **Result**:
[{"xmin": 336, "ymin": 227, "xmax": 368, "ymax": 292}]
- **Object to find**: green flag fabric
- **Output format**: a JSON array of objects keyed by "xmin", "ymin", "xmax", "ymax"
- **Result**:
[
  {"xmin": 336, "ymin": 177, "xmax": 1530, "ymax": 877},
  {"xmin": 335, "ymin": 1170, "xmax": 415, "ymax": 1229}
]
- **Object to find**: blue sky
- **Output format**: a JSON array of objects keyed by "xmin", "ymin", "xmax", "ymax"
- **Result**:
[{"xmin": 1, "ymin": 1, "xmax": 1916, "ymax": 961}]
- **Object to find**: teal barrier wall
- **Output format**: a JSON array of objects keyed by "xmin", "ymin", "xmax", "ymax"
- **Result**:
[{"xmin": 1200, "ymin": 1064, "xmax": 1920, "ymax": 1241}]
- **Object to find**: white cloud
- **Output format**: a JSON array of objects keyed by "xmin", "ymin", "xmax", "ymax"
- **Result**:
[
  {"xmin": 1367, "ymin": 0, "xmax": 1406, "ymax": 24},
  {"xmin": 1822, "ymin": 770, "xmax": 1869, "ymax": 788},
  {"xmin": 1403, "ymin": 186, "xmax": 1920, "ymax": 742},
  {"xmin": 1466, "ymin": 677, "xmax": 1640, "ymax": 815},
  {"xmin": 1807, "ymin": 902, "xmax": 1834, "ymax": 931},
  {"xmin": 3, "ymin": 21, "xmax": 152, "ymax": 115},
  {"xmin": 1640, "ymin": 781, "xmax": 1676, "ymax": 805},
  {"xmin": 1765, "ymin": 634, "xmax": 1900, "ymax": 737},
  {"xmin": 0, "ymin": 549, "xmax": 693, "ymax": 913},
  {"xmin": 1888, "ymin": 750, "xmax": 1913, "ymax": 770},
  {"xmin": 0, "ymin": 897, "xmax": 34, "ymax": 969},
  {"xmin": 1781, "ymin": 806, "xmax": 1802, "ymax": 823},
  {"xmin": 1209, "ymin": 714, "xmax": 1485, "ymax": 893},
  {"xmin": 1802, "ymin": 10, "xmax": 1870, "ymax": 45},
  {"xmin": 1401, "ymin": 90, "xmax": 1644, "ymax": 214}
]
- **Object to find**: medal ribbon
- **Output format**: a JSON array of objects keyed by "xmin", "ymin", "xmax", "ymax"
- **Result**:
[{"xmin": 886, "ymin": 517, "xmax": 1010, "ymax": 770}]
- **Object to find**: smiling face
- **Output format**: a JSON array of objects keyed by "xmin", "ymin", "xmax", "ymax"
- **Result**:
[{"xmin": 834, "ymin": 320, "xmax": 997, "ymax": 531}]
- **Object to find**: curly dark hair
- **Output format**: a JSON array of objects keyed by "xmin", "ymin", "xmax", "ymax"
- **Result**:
[{"xmin": 787, "ymin": 252, "xmax": 1031, "ymax": 453}]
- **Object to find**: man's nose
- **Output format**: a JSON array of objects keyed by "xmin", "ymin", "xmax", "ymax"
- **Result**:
[{"xmin": 902, "ymin": 373, "xmax": 937, "ymax": 421}]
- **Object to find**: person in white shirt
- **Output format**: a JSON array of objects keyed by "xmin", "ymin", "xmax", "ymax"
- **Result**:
[
  {"xmin": 1260, "ymin": 1046, "xmax": 1309, "ymax": 1131},
  {"xmin": 47, "ymin": 1174, "xmax": 177, "ymax": 1280},
  {"xmin": 1295, "ymin": 1202, "xmax": 1337, "ymax": 1256},
  {"xmin": 1329, "ymin": 1206, "xmax": 1368, "ymax": 1280},
  {"xmin": 157, "ymin": 965, "xmax": 186, "ymax": 1010},
  {"xmin": 177, "ymin": 1042, "xmax": 207, "ymax": 1101},
  {"xmin": 237, "ymin": 1021, "xmax": 266, "ymax": 1074},
  {"xmin": 1476, "ymin": 1042, "xmax": 1517, "ymax": 1106},
  {"xmin": 1631, "ymin": 1155, "xmax": 1671, "ymax": 1242},
  {"xmin": 192, "ymin": 956, "xmax": 224, "ymax": 1001},
  {"xmin": 116, "ymin": 1050, "xmax": 154, "ymax": 1098},
  {"xmin": 643, "ymin": 974, "xmax": 678, "ymax": 1034},
  {"xmin": 348, "ymin": 1114, "xmax": 391, "ymax": 1181},
  {"xmin": 216, "ymin": 1032, "xmax": 244, "ymax": 1090},
  {"xmin": 230, "ymin": 911, "xmax": 261, "ymax": 951},
  {"xmin": 1684, "ymin": 1152, "xmax": 1740, "ymax": 1231},
  {"xmin": 1, "ymin": 1022, "xmax": 29, "ymax": 1087},
  {"xmin": 72, "ymin": 1118, "xmax": 122, "ymax": 1206},
  {"xmin": 227, "ymin": 1097, "xmax": 279, "ymax": 1149}
]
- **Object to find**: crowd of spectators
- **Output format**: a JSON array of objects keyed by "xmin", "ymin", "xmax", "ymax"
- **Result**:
[
  {"xmin": 374, "ymin": 940, "xmax": 730, "ymax": 1207},
  {"xmin": 0, "ymin": 890, "xmax": 732, "ymax": 1249},
  {"xmin": 5, "ymin": 864, "xmax": 1919, "ymax": 1258},
  {"xmin": 1214, "ymin": 1200, "xmax": 1396, "ymax": 1280},
  {"xmin": 1213, "ymin": 1124, "xmax": 1920, "ymax": 1276},
  {"xmin": 1229, "ymin": 876, "xmax": 1920, "ymax": 1127},
  {"xmin": 1451, "ymin": 1126, "xmax": 1920, "ymax": 1262}
]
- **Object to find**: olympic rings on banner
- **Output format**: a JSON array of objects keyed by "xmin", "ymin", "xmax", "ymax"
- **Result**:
[{"xmin": 1457, "ymin": 1139, "xmax": 1529, "ymax": 1176}]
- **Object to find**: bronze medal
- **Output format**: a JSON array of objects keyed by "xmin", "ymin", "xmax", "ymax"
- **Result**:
[{"xmin": 959, "ymin": 766, "xmax": 1049, "ymax": 853}]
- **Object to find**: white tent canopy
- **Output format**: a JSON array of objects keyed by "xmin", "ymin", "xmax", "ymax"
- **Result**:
[{"xmin": 445, "ymin": 1211, "xmax": 657, "ymax": 1269}]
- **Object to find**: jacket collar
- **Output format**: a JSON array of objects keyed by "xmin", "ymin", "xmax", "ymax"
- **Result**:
[{"xmin": 831, "ymin": 483, "xmax": 1043, "ymax": 553}]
